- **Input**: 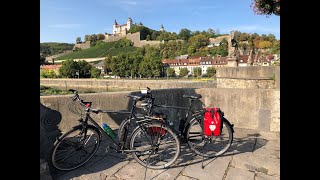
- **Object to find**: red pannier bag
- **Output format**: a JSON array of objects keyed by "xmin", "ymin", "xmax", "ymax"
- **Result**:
[
  {"xmin": 148, "ymin": 127, "xmax": 166, "ymax": 136},
  {"xmin": 203, "ymin": 107, "xmax": 222, "ymax": 136}
]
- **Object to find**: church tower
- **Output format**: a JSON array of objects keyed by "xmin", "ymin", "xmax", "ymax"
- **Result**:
[
  {"xmin": 113, "ymin": 19, "xmax": 118, "ymax": 34},
  {"xmin": 160, "ymin": 24, "xmax": 164, "ymax": 32}
]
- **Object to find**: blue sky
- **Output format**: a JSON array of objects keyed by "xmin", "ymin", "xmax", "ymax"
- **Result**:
[{"xmin": 40, "ymin": 0, "xmax": 280, "ymax": 43}]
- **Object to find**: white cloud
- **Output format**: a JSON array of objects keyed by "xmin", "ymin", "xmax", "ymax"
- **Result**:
[{"xmin": 48, "ymin": 24, "xmax": 84, "ymax": 29}]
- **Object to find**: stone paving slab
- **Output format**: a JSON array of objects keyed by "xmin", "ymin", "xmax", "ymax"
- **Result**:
[
  {"xmin": 182, "ymin": 155, "xmax": 232, "ymax": 180},
  {"xmin": 52, "ymin": 128, "xmax": 280, "ymax": 180},
  {"xmin": 225, "ymin": 167, "xmax": 255, "ymax": 180},
  {"xmin": 255, "ymin": 172, "xmax": 280, "ymax": 180},
  {"xmin": 231, "ymin": 153, "xmax": 280, "ymax": 176}
]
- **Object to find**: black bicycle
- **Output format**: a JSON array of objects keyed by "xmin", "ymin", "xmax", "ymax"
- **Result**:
[
  {"xmin": 118, "ymin": 88, "xmax": 234, "ymax": 159},
  {"xmin": 49, "ymin": 89, "xmax": 180, "ymax": 171}
]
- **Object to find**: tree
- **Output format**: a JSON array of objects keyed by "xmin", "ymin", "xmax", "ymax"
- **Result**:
[
  {"xmin": 90, "ymin": 34, "xmax": 97, "ymax": 42},
  {"xmin": 251, "ymin": 0, "xmax": 280, "ymax": 16},
  {"xmin": 189, "ymin": 34, "xmax": 209, "ymax": 49},
  {"xmin": 267, "ymin": 33, "xmax": 276, "ymax": 42},
  {"xmin": 104, "ymin": 55, "xmax": 112, "ymax": 74},
  {"xmin": 91, "ymin": 67, "xmax": 101, "ymax": 78},
  {"xmin": 178, "ymin": 28, "xmax": 191, "ymax": 41},
  {"xmin": 146, "ymin": 35, "xmax": 151, "ymax": 41},
  {"xmin": 40, "ymin": 53, "xmax": 46, "ymax": 65},
  {"xmin": 179, "ymin": 68, "xmax": 189, "ymax": 77},
  {"xmin": 78, "ymin": 60, "xmax": 92, "ymax": 78},
  {"xmin": 206, "ymin": 28, "xmax": 215, "ymax": 38},
  {"xmin": 97, "ymin": 34, "xmax": 105, "ymax": 40},
  {"xmin": 76, "ymin": 37, "xmax": 81, "ymax": 44},
  {"xmin": 188, "ymin": 45, "xmax": 196, "ymax": 55},
  {"xmin": 166, "ymin": 68, "xmax": 175, "ymax": 77},
  {"xmin": 206, "ymin": 67, "xmax": 216, "ymax": 77},
  {"xmin": 193, "ymin": 67, "xmax": 202, "ymax": 77},
  {"xmin": 151, "ymin": 31, "xmax": 157, "ymax": 40},
  {"xmin": 59, "ymin": 59, "xmax": 79, "ymax": 78}
]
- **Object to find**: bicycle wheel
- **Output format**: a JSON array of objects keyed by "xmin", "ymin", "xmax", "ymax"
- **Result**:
[
  {"xmin": 118, "ymin": 118, "xmax": 133, "ymax": 148},
  {"xmin": 50, "ymin": 125, "xmax": 101, "ymax": 171},
  {"xmin": 186, "ymin": 118, "xmax": 233, "ymax": 158},
  {"xmin": 130, "ymin": 122, "xmax": 180, "ymax": 169}
]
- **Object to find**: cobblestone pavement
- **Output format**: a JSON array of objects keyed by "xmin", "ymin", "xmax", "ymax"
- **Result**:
[{"xmin": 51, "ymin": 128, "xmax": 280, "ymax": 180}]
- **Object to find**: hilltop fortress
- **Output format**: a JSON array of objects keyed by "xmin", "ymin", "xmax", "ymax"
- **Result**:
[{"xmin": 74, "ymin": 17, "xmax": 162, "ymax": 50}]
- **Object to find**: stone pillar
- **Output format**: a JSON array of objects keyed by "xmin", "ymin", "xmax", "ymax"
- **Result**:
[
  {"xmin": 227, "ymin": 31, "xmax": 239, "ymax": 67},
  {"xmin": 226, "ymin": 57, "xmax": 238, "ymax": 67}
]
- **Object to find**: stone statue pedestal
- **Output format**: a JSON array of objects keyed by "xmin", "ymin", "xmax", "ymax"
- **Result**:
[{"xmin": 226, "ymin": 57, "xmax": 238, "ymax": 67}]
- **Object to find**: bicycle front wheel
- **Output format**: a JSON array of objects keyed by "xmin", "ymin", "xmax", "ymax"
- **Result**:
[
  {"xmin": 130, "ymin": 122, "xmax": 180, "ymax": 169},
  {"xmin": 186, "ymin": 118, "xmax": 233, "ymax": 158},
  {"xmin": 50, "ymin": 125, "xmax": 101, "ymax": 171}
]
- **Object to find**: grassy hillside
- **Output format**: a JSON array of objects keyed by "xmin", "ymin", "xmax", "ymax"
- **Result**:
[
  {"xmin": 56, "ymin": 40, "xmax": 137, "ymax": 60},
  {"xmin": 40, "ymin": 42, "xmax": 74, "ymax": 56}
]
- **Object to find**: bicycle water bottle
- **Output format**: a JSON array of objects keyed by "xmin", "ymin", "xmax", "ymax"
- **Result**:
[{"xmin": 102, "ymin": 123, "xmax": 117, "ymax": 139}]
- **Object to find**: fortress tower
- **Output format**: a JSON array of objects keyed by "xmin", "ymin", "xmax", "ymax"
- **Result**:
[{"xmin": 113, "ymin": 17, "xmax": 133, "ymax": 35}]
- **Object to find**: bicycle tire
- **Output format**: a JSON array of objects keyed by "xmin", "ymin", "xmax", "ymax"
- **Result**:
[
  {"xmin": 186, "ymin": 118, "xmax": 233, "ymax": 158},
  {"xmin": 130, "ymin": 122, "xmax": 181, "ymax": 169},
  {"xmin": 49, "ymin": 125, "xmax": 101, "ymax": 171}
]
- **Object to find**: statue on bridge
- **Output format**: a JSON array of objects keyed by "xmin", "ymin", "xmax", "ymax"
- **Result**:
[{"xmin": 227, "ymin": 31, "xmax": 239, "ymax": 67}]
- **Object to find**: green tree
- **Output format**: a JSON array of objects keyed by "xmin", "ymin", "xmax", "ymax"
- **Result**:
[
  {"xmin": 59, "ymin": 59, "xmax": 79, "ymax": 78},
  {"xmin": 78, "ymin": 60, "xmax": 92, "ymax": 78},
  {"xmin": 206, "ymin": 28, "xmax": 215, "ymax": 38},
  {"xmin": 91, "ymin": 67, "xmax": 101, "ymax": 78},
  {"xmin": 188, "ymin": 45, "xmax": 196, "ymax": 55},
  {"xmin": 166, "ymin": 68, "xmax": 175, "ymax": 77},
  {"xmin": 189, "ymin": 34, "xmax": 209, "ymax": 49},
  {"xmin": 267, "ymin": 33, "xmax": 276, "ymax": 42},
  {"xmin": 193, "ymin": 67, "xmax": 202, "ymax": 77},
  {"xmin": 40, "ymin": 53, "xmax": 46, "ymax": 65},
  {"xmin": 146, "ymin": 35, "xmax": 151, "ymax": 41},
  {"xmin": 206, "ymin": 67, "xmax": 216, "ymax": 77},
  {"xmin": 179, "ymin": 67, "xmax": 189, "ymax": 77},
  {"xmin": 97, "ymin": 34, "xmax": 105, "ymax": 40},
  {"xmin": 151, "ymin": 31, "xmax": 157, "ymax": 40},
  {"xmin": 178, "ymin": 28, "xmax": 191, "ymax": 40},
  {"xmin": 104, "ymin": 55, "xmax": 112, "ymax": 74},
  {"xmin": 271, "ymin": 40, "xmax": 280, "ymax": 54}
]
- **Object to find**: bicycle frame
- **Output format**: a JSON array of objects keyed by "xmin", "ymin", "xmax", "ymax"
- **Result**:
[
  {"xmin": 154, "ymin": 98, "xmax": 205, "ymax": 139},
  {"xmin": 78, "ymin": 97, "xmax": 163, "ymax": 154}
]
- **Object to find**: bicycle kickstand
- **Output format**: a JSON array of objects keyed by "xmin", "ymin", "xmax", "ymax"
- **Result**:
[{"xmin": 201, "ymin": 139, "xmax": 208, "ymax": 169}]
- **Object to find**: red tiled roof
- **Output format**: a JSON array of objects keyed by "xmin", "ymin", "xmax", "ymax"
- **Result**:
[
  {"xmin": 212, "ymin": 57, "xmax": 228, "ymax": 65},
  {"xmin": 267, "ymin": 54, "xmax": 274, "ymax": 60},
  {"xmin": 238, "ymin": 55, "xmax": 249, "ymax": 63},
  {"xmin": 40, "ymin": 65, "xmax": 62, "ymax": 70}
]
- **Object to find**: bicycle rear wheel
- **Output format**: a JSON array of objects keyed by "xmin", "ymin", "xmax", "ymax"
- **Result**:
[
  {"xmin": 186, "ymin": 118, "xmax": 233, "ymax": 158},
  {"xmin": 50, "ymin": 125, "xmax": 101, "ymax": 171},
  {"xmin": 130, "ymin": 122, "xmax": 180, "ymax": 169}
]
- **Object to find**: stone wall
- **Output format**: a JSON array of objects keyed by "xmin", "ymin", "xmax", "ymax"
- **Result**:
[
  {"xmin": 40, "ymin": 78, "xmax": 217, "ymax": 91},
  {"xmin": 40, "ymin": 88, "xmax": 280, "ymax": 133},
  {"xmin": 216, "ymin": 66, "xmax": 279, "ymax": 89},
  {"xmin": 73, "ymin": 41, "xmax": 91, "ymax": 50},
  {"xmin": 103, "ymin": 32, "xmax": 161, "ymax": 47}
]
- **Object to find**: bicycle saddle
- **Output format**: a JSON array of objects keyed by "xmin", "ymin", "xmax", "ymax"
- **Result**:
[
  {"xmin": 182, "ymin": 94, "xmax": 202, "ymax": 99},
  {"xmin": 127, "ymin": 94, "xmax": 146, "ymax": 101}
]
